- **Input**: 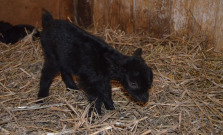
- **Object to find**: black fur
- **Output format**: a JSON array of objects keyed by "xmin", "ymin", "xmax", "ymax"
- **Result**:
[
  {"xmin": 0, "ymin": 21, "xmax": 40, "ymax": 44},
  {"xmin": 38, "ymin": 10, "xmax": 153, "ymax": 115},
  {"xmin": 0, "ymin": 21, "xmax": 12, "ymax": 43}
]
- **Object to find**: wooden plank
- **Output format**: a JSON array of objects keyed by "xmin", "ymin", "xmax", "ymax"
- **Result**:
[
  {"xmin": 119, "ymin": 0, "xmax": 134, "ymax": 33},
  {"xmin": 73, "ymin": 0, "xmax": 78, "ymax": 24},
  {"xmin": 60, "ymin": 0, "xmax": 74, "ymax": 21},
  {"xmin": 0, "ymin": 0, "xmax": 60, "ymax": 27},
  {"xmin": 93, "ymin": 0, "xmax": 105, "ymax": 29},
  {"xmin": 171, "ymin": 0, "xmax": 193, "ymax": 34},
  {"xmin": 104, "ymin": 0, "xmax": 120, "ymax": 29},
  {"xmin": 134, "ymin": 0, "xmax": 150, "ymax": 33},
  {"xmin": 77, "ymin": 0, "xmax": 93, "ymax": 27},
  {"xmin": 104, "ymin": 0, "xmax": 111, "ymax": 27},
  {"xmin": 189, "ymin": 0, "xmax": 218, "ymax": 40},
  {"xmin": 214, "ymin": 0, "xmax": 223, "ymax": 50},
  {"xmin": 110, "ymin": 0, "xmax": 120, "ymax": 29},
  {"xmin": 148, "ymin": 0, "xmax": 171, "ymax": 37}
]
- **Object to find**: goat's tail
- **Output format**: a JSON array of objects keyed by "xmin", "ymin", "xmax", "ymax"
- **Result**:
[{"xmin": 42, "ymin": 9, "xmax": 53, "ymax": 28}]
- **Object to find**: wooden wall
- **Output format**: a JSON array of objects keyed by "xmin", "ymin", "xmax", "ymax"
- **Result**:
[
  {"xmin": 0, "ymin": 0, "xmax": 74, "ymax": 27},
  {"xmin": 78, "ymin": 0, "xmax": 223, "ymax": 50},
  {"xmin": 0, "ymin": 0, "xmax": 222, "ymax": 50}
]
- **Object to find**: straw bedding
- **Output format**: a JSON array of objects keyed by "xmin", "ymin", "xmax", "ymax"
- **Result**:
[{"xmin": 0, "ymin": 28, "xmax": 222, "ymax": 135}]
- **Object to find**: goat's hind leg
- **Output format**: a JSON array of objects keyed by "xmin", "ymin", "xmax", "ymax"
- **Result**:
[
  {"xmin": 61, "ymin": 69, "xmax": 79, "ymax": 90},
  {"xmin": 38, "ymin": 60, "xmax": 59, "ymax": 99}
]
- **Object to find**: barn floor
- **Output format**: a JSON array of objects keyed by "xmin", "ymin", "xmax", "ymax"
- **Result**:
[{"xmin": 0, "ymin": 29, "xmax": 222, "ymax": 135}]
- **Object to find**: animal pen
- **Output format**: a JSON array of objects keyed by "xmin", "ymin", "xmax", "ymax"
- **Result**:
[{"xmin": 0, "ymin": 0, "xmax": 222, "ymax": 134}]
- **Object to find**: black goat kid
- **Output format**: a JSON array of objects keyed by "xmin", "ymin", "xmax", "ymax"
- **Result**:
[
  {"xmin": 38, "ymin": 10, "xmax": 153, "ymax": 115},
  {"xmin": 0, "ymin": 21, "xmax": 39, "ymax": 44}
]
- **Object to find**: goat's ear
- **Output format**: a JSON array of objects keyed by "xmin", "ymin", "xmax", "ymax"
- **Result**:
[{"xmin": 133, "ymin": 48, "xmax": 142, "ymax": 57}]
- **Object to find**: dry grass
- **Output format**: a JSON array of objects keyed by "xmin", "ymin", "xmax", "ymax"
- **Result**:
[{"xmin": 0, "ymin": 28, "xmax": 222, "ymax": 135}]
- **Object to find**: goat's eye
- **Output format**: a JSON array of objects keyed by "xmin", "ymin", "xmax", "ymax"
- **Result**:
[
  {"xmin": 131, "ymin": 82, "xmax": 136, "ymax": 86},
  {"xmin": 129, "ymin": 81, "xmax": 138, "ymax": 89}
]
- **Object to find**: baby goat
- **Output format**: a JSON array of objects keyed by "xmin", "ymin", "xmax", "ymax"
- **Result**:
[
  {"xmin": 0, "ymin": 21, "xmax": 39, "ymax": 44},
  {"xmin": 38, "ymin": 10, "xmax": 153, "ymax": 115}
]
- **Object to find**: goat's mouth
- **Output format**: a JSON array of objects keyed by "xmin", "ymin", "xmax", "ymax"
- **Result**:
[
  {"xmin": 121, "ymin": 81, "xmax": 149, "ymax": 103},
  {"xmin": 133, "ymin": 95, "xmax": 148, "ymax": 103},
  {"xmin": 126, "ymin": 91, "xmax": 149, "ymax": 103}
]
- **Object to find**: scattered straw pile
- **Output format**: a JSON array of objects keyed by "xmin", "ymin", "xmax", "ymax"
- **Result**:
[{"xmin": 0, "ymin": 28, "xmax": 222, "ymax": 135}]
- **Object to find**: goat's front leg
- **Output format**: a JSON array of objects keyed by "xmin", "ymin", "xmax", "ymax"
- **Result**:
[
  {"xmin": 79, "ymin": 75, "xmax": 104, "ymax": 115},
  {"xmin": 98, "ymin": 80, "xmax": 115, "ymax": 110},
  {"xmin": 61, "ymin": 68, "xmax": 79, "ymax": 90}
]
